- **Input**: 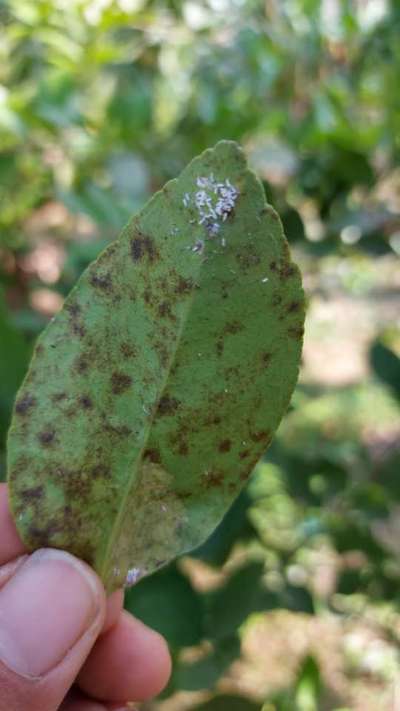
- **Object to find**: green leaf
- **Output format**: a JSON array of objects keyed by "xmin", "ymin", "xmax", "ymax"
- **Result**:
[
  {"xmin": 370, "ymin": 339, "xmax": 400, "ymax": 401},
  {"xmin": 124, "ymin": 563, "xmax": 204, "ymax": 648},
  {"xmin": 205, "ymin": 562, "xmax": 274, "ymax": 640},
  {"xmin": 195, "ymin": 695, "xmax": 261, "ymax": 711},
  {"xmin": 0, "ymin": 289, "xmax": 31, "ymax": 447},
  {"xmin": 192, "ymin": 488, "xmax": 255, "ymax": 566},
  {"xmin": 173, "ymin": 635, "xmax": 241, "ymax": 691},
  {"xmin": 7, "ymin": 141, "xmax": 304, "ymax": 592}
]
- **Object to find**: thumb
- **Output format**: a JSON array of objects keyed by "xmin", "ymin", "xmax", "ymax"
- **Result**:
[{"xmin": 0, "ymin": 549, "xmax": 106, "ymax": 711}]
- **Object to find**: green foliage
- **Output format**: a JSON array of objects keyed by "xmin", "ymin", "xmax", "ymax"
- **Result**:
[
  {"xmin": 1, "ymin": 0, "xmax": 400, "ymax": 707},
  {"xmin": 7, "ymin": 141, "xmax": 304, "ymax": 592}
]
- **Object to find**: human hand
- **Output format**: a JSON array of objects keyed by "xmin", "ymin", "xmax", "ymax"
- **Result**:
[{"xmin": 0, "ymin": 483, "xmax": 171, "ymax": 711}]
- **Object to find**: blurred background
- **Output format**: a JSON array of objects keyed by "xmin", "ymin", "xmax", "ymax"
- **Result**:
[{"xmin": 1, "ymin": 0, "xmax": 400, "ymax": 708}]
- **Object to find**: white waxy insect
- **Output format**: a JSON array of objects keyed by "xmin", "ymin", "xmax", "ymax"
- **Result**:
[
  {"xmin": 125, "ymin": 567, "xmax": 143, "ymax": 588},
  {"xmin": 191, "ymin": 240, "xmax": 205, "ymax": 254},
  {"xmin": 261, "ymin": 277, "xmax": 269, "ymax": 283}
]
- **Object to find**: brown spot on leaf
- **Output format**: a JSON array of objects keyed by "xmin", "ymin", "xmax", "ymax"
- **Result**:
[
  {"xmin": 15, "ymin": 394, "xmax": 36, "ymax": 415},
  {"xmin": 79, "ymin": 395, "xmax": 93, "ymax": 409},
  {"xmin": 174, "ymin": 276, "xmax": 194, "ymax": 295},
  {"xmin": 66, "ymin": 302, "xmax": 85, "ymax": 338},
  {"xmin": 22, "ymin": 485, "xmax": 44, "ymax": 501},
  {"xmin": 218, "ymin": 439, "xmax": 231, "ymax": 453},
  {"xmin": 204, "ymin": 470, "xmax": 224, "ymax": 487},
  {"xmin": 38, "ymin": 429, "xmax": 56, "ymax": 446},
  {"xmin": 52, "ymin": 392, "xmax": 67, "ymax": 403},
  {"xmin": 239, "ymin": 449, "xmax": 250, "ymax": 459},
  {"xmin": 158, "ymin": 395, "xmax": 180, "ymax": 416},
  {"xmin": 111, "ymin": 372, "xmax": 132, "ymax": 394},
  {"xmin": 261, "ymin": 352, "xmax": 272, "ymax": 366},
  {"xmin": 288, "ymin": 325, "xmax": 304, "ymax": 340},
  {"xmin": 250, "ymin": 429, "xmax": 270, "ymax": 443},
  {"xmin": 75, "ymin": 355, "xmax": 89, "ymax": 373},
  {"xmin": 130, "ymin": 233, "xmax": 158, "ymax": 262},
  {"xmin": 223, "ymin": 320, "xmax": 243, "ymax": 335},
  {"xmin": 216, "ymin": 339, "xmax": 224, "ymax": 356},
  {"xmin": 90, "ymin": 273, "xmax": 113, "ymax": 292},
  {"xmin": 144, "ymin": 448, "xmax": 161, "ymax": 464},
  {"xmin": 91, "ymin": 463, "xmax": 111, "ymax": 478},
  {"xmin": 158, "ymin": 301, "xmax": 176, "ymax": 321},
  {"xmin": 120, "ymin": 342, "xmax": 137, "ymax": 359},
  {"xmin": 287, "ymin": 300, "xmax": 301, "ymax": 313}
]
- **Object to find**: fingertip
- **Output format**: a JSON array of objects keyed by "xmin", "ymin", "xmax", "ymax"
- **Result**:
[{"xmin": 78, "ymin": 610, "xmax": 172, "ymax": 702}]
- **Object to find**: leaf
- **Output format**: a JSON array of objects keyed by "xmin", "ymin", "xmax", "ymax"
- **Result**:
[
  {"xmin": 205, "ymin": 562, "xmax": 275, "ymax": 640},
  {"xmin": 172, "ymin": 635, "xmax": 241, "ymax": 691},
  {"xmin": 370, "ymin": 339, "xmax": 400, "ymax": 402},
  {"xmin": 193, "ymin": 695, "xmax": 261, "ymax": 711},
  {"xmin": 191, "ymin": 488, "xmax": 255, "ymax": 567},
  {"xmin": 7, "ymin": 141, "xmax": 304, "ymax": 592},
  {"xmin": 124, "ymin": 563, "xmax": 204, "ymax": 648},
  {"xmin": 0, "ymin": 289, "xmax": 31, "ymax": 447}
]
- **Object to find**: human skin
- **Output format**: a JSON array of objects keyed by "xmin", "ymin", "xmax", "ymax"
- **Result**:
[{"xmin": 0, "ymin": 483, "xmax": 171, "ymax": 711}]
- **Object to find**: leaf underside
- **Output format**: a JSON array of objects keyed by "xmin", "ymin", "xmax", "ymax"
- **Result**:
[{"xmin": 7, "ymin": 141, "xmax": 304, "ymax": 592}]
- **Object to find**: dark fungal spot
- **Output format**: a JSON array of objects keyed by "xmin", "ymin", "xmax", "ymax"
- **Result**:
[
  {"xmin": 52, "ymin": 392, "xmax": 67, "ymax": 403},
  {"xmin": 15, "ymin": 394, "xmax": 36, "ymax": 415},
  {"xmin": 75, "ymin": 355, "xmax": 89, "ymax": 373},
  {"xmin": 270, "ymin": 260, "xmax": 277, "ymax": 271},
  {"xmin": 144, "ymin": 448, "xmax": 161, "ymax": 464},
  {"xmin": 120, "ymin": 342, "xmax": 137, "ymax": 359},
  {"xmin": 111, "ymin": 372, "xmax": 132, "ymax": 395},
  {"xmin": 130, "ymin": 233, "xmax": 158, "ymax": 263},
  {"xmin": 204, "ymin": 470, "xmax": 224, "ymax": 487},
  {"xmin": 239, "ymin": 449, "xmax": 250, "ymax": 459},
  {"xmin": 22, "ymin": 485, "xmax": 44, "ymax": 501},
  {"xmin": 38, "ymin": 429, "xmax": 56, "ymax": 446},
  {"xmin": 216, "ymin": 339, "xmax": 224, "ymax": 356},
  {"xmin": 261, "ymin": 352, "xmax": 272, "ymax": 366},
  {"xmin": 79, "ymin": 395, "xmax": 93, "ymax": 409},
  {"xmin": 66, "ymin": 302, "xmax": 85, "ymax": 338},
  {"xmin": 223, "ymin": 320, "xmax": 243, "ymax": 335},
  {"xmin": 250, "ymin": 429, "xmax": 270, "ymax": 443},
  {"xmin": 90, "ymin": 272, "xmax": 113, "ymax": 292},
  {"xmin": 178, "ymin": 442, "xmax": 189, "ymax": 456},
  {"xmin": 287, "ymin": 300, "xmax": 301, "ymax": 314},
  {"xmin": 288, "ymin": 325, "xmax": 304, "ymax": 340},
  {"xmin": 272, "ymin": 293, "xmax": 283, "ymax": 307},
  {"xmin": 218, "ymin": 439, "xmax": 231, "ymax": 453},
  {"xmin": 158, "ymin": 301, "xmax": 176, "ymax": 321},
  {"xmin": 174, "ymin": 276, "xmax": 194, "ymax": 296},
  {"xmin": 157, "ymin": 395, "xmax": 180, "ymax": 416},
  {"xmin": 91, "ymin": 463, "xmax": 111, "ymax": 478}
]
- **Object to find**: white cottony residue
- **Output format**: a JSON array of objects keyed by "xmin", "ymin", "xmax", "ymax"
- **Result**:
[
  {"xmin": 161, "ymin": 504, "xmax": 168, "ymax": 512},
  {"xmin": 183, "ymin": 174, "xmax": 239, "ymax": 252},
  {"xmin": 261, "ymin": 277, "xmax": 269, "ymax": 283},
  {"xmin": 125, "ymin": 567, "xmax": 143, "ymax": 588}
]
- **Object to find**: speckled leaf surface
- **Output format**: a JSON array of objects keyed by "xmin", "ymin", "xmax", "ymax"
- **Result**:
[{"xmin": 7, "ymin": 141, "xmax": 304, "ymax": 592}]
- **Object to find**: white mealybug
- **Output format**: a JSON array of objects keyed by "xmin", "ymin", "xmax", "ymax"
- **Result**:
[
  {"xmin": 125, "ymin": 567, "xmax": 143, "ymax": 588},
  {"xmin": 184, "ymin": 174, "xmax": 239, "ymax": 253}
]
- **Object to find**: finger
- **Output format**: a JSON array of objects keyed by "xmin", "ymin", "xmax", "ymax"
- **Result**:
[
  {"xmin": 78, "ymin": 610, "xmax": 171, "ymax": 703},
  {"xmin": 102, "ymin": 590, "xmax": 124, "ymax": 635},
  {"xmin": 60, "ymin": 688, "xmax": 137, "ymax": 710},
  {"xmin": 0, "ymin": 483, "xmax": 27, "ymax": 565},
  {"xmin": 0, "ymin": 482, "xmax": 121, "ymax": 635},
  {"xmin": 0, "ymin": 549, "xmax": 106, "ymax": 711},
  {"xmin": 60, "ymin": 688, "xmax": 107, "ymax": 710}
]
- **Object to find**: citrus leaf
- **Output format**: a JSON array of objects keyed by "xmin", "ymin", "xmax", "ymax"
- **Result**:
[{"xmin": 7, "ymin": 141, "xmax": 304, "ymax": 592}]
